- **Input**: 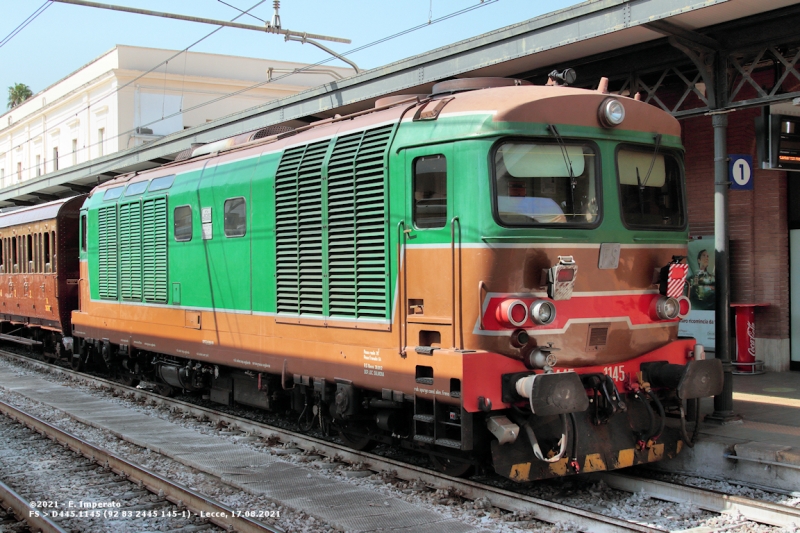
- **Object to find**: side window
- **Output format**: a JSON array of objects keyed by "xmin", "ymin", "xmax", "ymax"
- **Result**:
[
  {"xmin": 51, "ymin": 231, "xmax": 56, "ymax": 273},
  {"xmin": 413, "ymin": 155, "xmax": 447, "ymax": 229},
  {"xmin": 44, "ymin": 232, "xmax": 51, "ymax": 271},
  {"xmin": 80, "ymin": 215, "xmax": 86, "ymax": 253},
  {"xmin": 224, "ymin": 197, "xmax": 246, "ymax": 238},
  {"xmin": 0, "ymin": 238, "xmax": 3, "ymax": 273},
  {"xmin": 174, "ymin": 206, "xmax": 192, "ymax": 242},
  {"xmin": 11, "ymin": 237, "xmax": 17, "ymax": 272},
  {"xmin": 26, "ymin": 235, "xmax": 32, "ymax": 273}
]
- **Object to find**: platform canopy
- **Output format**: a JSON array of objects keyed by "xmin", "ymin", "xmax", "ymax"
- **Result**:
[{"xmin": 3, "ymin": 0, "xmax": 799, "ymax": 206}]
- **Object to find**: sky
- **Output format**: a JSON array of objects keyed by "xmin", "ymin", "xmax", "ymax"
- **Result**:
[{"xmin": 1, "ymin": 0, "xmax": 583, "ymax": 102}]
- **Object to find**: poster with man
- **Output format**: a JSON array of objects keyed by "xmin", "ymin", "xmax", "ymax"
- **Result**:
[{"xmin": 678, "ymin": 236, "xmax": 716, "ymax": 350}]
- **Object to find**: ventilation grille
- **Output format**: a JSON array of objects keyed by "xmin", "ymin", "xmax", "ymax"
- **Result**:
[
  {"xmin": 252, "ymin": 125, "xmax": 295, "ymax": 141},
  {"xmin": 274, "ymin": 140, "xmax": 331, "ymax": 315},
  {"xmin": 142, "ymin": 197, "xmax": 168, "ymax": 303},
  {"xmin": 119, "ymin": 202, "xmax": 143, "ymax": 301},
  {"xmin": 173, "ymin": 147, "xmax": 194, "ymax": 162},
  {"xmin": 327, "ymin": 124, "xmax": 392, "ymax": 319},
  {"xmin": 274, "ymin": 123, "xmax": 394, "ymax": 319},
  {"xmin": 97, "ymin": 205, "xmax": 118, "ymax": 300},
  {"xmin": 587, "ymin": 323, "xmax": 610, "ymax": 351}
]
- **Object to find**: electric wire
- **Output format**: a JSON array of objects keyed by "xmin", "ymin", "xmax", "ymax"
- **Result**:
[
  {"xmin": 0, "ymin": 1, "xmax": 53, "ymax": 49},
  {"xmin": 4, "ymin": 0, "xmax": 498, "ymax": 179}
]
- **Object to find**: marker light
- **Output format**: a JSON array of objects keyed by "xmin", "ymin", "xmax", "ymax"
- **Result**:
[
  {"xmin": 530, "ymin": 300, "xmax": 557, "ymax": 325},
  {"xmin": 496, "ymin": 299, "xmax": 529, "ymax": 327},
  {"xmin": 598, "ymin": 98, "xmax": 625, "ymax": 128},
  {"xmin": 677, "ymin": 296, "xmax": 691, "ymax": 319}
]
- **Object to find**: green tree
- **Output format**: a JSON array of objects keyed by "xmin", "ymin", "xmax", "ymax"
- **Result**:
[{"xmin": 7, "ymin": 83, "xmax": 32, "ymax": 109}]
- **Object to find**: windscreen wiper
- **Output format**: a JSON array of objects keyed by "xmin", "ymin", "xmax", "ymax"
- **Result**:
[
  {"xmin": 635, "ymin": 133, "xmax": 663, "ymax": 218},
  {"xmin": 548, "ymin": 124, "xmax": 576, "ymax": 215}
]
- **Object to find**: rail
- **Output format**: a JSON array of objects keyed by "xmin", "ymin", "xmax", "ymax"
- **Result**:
[
  {"xmin": 0, "ymin": 396, "xmax": 284, "ymax": 533},
  {"xmin": 599, "ymin": 473, "xmax": 800, "ymax": 529},
  {"xmin": 0, "ymin": 478, "xmax": 68, "ymax": 533}
]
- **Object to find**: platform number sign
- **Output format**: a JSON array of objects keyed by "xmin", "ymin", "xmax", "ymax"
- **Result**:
[{"xmin": 729, "ymin": 154, "xmax": 753, "ymax": 190}]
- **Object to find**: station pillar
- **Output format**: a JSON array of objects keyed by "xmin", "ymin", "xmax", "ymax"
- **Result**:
[{"xmin": 706, "ymin": 112, "xmax": 742, "ymax": 425}]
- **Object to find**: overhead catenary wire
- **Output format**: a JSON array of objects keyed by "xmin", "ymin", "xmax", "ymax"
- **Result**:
[
  {"xmin": 4, "ymin": 0, "xmax": 499, "ymax": 179},
  {"xmin": 0, "ymin": 1, "xmax": 53, "ymax": 49}
]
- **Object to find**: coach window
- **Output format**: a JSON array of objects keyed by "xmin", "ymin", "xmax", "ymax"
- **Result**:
[
  {"xmin": 11, "ymin": 237, "xmax": 17, "ymax": 273},
  {"xmin": 51, "ymin": 231, "xmax": 56, "ymax": 272},
  {"xmin": 413, "ymin": 155, "xmax": 447, "ymax": 229},
  {"xmin": 174, "ymin": 206, "xmax": 192, "ymax": 242},
  {"xmin": 224, "ymin": 197, "xmax": 246, "ymax": 237},
  {"xmin": 44, "ymin": 232, "xmax": 51, "ymax": 271},
  {"xmin": 34, "ymin": 234, "xmax": 39, "ymax": 273},
  {"xmin": 0, "ymin": 239, "xmax": 4, "ymax": 273},
  {"xmin": 80, "ymin": 215, "xmax": 86, "ymax": 253}
]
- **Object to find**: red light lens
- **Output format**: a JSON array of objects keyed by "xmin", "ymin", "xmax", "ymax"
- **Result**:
[
  {"xmin": 510, "ymin": 302, "xmax": 527, "ymax": 324},
  {"xmin": 556, "ymin": 268, "xmax": 575, "ymax": 282}
]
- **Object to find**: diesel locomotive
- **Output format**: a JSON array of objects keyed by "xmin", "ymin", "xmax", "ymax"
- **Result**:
[{"xmin": 0, "ymin": 76, "xmax": 723, "ymax": 481}]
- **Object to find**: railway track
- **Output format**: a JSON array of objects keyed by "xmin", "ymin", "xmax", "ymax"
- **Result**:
[
  {"xmin": 1, "ymin": 349, "xmax": 797, "ymax": 533},
  {"xmin": 0, "ymin": 391, "xmax": 283, "ymax": 533}
]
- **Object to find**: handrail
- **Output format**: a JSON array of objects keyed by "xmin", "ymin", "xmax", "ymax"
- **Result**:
[
  {"xmin": 396, "ymin": 221, "xmax": 407, "ymax": 356},
  {"xmin": 450, "ymin": 216, "xmax": 462, "ymax": 349}
]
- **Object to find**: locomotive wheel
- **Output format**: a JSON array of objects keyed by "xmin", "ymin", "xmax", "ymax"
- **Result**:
[
  {"xmin": 70, "ymin": 353, "xmax": 84, "ymax": 371},
  {"xmin": 119, "ymin": 373, "xmax": 140, "ymax": 388},
  {"xmin": 429, "ymin": 453, "xmax": 475, "ymax": 478},
  {"xmin": 337, "ymin": 424, "xmax": 376, "ymax": 451}
]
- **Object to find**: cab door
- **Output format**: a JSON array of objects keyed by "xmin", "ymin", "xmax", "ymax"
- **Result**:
[{"xmin": 403, "ymin": 144, "xmax": 456, "ymax": 349}]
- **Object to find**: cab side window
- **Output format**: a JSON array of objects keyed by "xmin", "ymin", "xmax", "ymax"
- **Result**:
[{"xmin": 413, "ymin": 155, "xmax": 447, "ymax": 229}]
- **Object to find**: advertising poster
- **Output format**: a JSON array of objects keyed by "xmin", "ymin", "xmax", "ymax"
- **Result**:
[{"xmin": 678, "ymin": 236, "xmax": 716, "ymax": 350}]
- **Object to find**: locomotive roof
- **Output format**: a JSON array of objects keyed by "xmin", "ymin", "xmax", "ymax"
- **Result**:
[
  {"xmin": 0, "ymin": 196, "xmax": 79, "ymax": 229},
  {"xmin": 93, "ymin": 84, "xmax": 681, "ymax": 193}
]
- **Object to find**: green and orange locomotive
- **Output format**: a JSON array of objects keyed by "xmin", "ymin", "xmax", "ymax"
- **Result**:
[{"xmin": 0, "ymin": 77, "xmax": 722, "ymax": 481}]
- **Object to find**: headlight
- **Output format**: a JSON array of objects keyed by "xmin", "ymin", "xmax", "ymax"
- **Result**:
[
  {"xmin": 598, "ymin": 97, "xmax": 625, "ymax": 128},
  {"xmin": 530, "ymin": 300, "xmax": 556, "ymax": 325},
  {"xmin": 653, "ymin": 296, "xmax": 680, "ymax": 320}
]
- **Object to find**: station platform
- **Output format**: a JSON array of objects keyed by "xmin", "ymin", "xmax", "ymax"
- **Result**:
[{"xmin": 657, "ymin": 371, "xmax": 800, "ymax": 493}]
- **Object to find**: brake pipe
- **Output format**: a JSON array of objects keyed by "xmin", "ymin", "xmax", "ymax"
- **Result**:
[{"xmin": 523, "ymin": 414, "xmax": 570, "ymax": 463}]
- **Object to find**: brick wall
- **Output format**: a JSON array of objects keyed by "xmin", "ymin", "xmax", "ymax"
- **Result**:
[{"xmin": 681, "ymin": 109, "xmax": 789, "ymax": 339}]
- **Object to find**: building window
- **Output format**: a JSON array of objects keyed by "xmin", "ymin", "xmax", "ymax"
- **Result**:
[
  {"xmin": 224, "ymin": 197, "xmax": 246, "ymax": 237},
  {"xmin": 413, "ymin": 155, "xmax": 448, "ymax": 229},
  {"xmin": 174, "ymin": 206, "xmax": 192, "ymax": 241},
  {"xmin": 17, "ymin": 162, "xmax": 22, "ymax": 181},
  {"xmin": 53, "ymin": 147, "xmax": 59, "ymax": 171},
  {"xmin": 98, "ymin": 128, "xmax": 104, "ymax": 157},
  {"xmin": 35, "ymin": 155, "xmax": 41, "ymax": 177},
  {"xmin": 72, "ymin": 139, "xmax": 78, "ymax": 165}
]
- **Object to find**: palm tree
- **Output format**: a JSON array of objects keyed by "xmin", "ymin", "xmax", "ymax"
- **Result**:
[{"xmin": 7, "ymin": 83, "xmax": 32, "ymax": 109}]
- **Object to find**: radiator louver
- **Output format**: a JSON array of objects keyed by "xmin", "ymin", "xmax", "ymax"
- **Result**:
[
  {"xmin": 97, "ymin": 205, "xmax": 118, "ymax": 300},
  {"xmin": 119, "ymin": 202, "xmax": 143, "ymax": 301},
  {"xmin": 274, "ymin": 123, "xmax": 394, "ymax": 320},
  {"xmin": 327, "ymin": 124, "xmax": 392, "ymax": 319},
  {"xmin": 275, "ymin": 140, "xmax": 331, "ymax": 315},
  {"xmin": 142, "ymin": 197, "xmax": 168, "ymax": 303}
]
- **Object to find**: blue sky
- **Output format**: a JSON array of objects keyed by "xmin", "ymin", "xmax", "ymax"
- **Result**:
[{"xmin": 2, "ymin": 0, "xmax": 582, "ymax": 100}]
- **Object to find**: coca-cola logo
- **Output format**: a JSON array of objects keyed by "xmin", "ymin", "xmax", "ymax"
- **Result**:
[{"xmin": 747, "ymin": 321, "xmax": 756, "ymax": 357}]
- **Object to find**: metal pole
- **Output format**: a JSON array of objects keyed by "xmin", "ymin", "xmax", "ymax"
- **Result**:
[{"xmin": 706, "ymin": 112, "xmax": 742, "ymax": 424}]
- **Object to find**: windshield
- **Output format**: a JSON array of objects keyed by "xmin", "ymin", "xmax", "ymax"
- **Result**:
[
  {"xmin": 493, "ymin": 141, "xmax": 599, "ymax": 226},
  {"xmin": 617, "ymin": 146, "xmax": 685, "ymax": 228}
]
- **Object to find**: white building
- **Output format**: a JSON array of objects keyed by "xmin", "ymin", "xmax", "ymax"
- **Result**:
[{"xmin": 0, "ymin": 45, "xmax": 352, "ymax": 190}]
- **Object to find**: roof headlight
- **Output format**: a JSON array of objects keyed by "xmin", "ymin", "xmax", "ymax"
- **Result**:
[{"xmin": 599, "ymin": 98, "xmax": 625, "ymax": 128}]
